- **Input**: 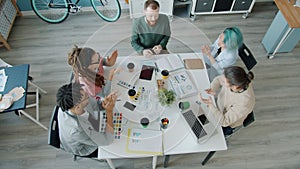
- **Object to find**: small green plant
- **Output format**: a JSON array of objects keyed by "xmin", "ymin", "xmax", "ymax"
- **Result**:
[{"xmin": 158, "ymin": 88, "xmax": 176, "ymax": 106}]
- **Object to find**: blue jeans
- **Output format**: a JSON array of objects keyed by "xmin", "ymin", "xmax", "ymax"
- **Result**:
[{"xmin": 222, "ymin": 126, "xmax": 235, "ymax": 136}]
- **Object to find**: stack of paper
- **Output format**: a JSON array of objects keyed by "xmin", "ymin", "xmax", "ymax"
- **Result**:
[{"xmin": 0, "ymin": 69, "xmax": 8, "ymax": 92}]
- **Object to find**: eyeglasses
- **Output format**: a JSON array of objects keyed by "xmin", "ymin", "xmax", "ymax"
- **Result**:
[{"xmin": 90, "ymin": 52, "xmax": 101, "ymax": 65}]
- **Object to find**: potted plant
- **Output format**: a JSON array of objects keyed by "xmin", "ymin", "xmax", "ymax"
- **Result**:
[{"xmin": 158, "ymin": 88, "xmax": 176, "ymax": 106}]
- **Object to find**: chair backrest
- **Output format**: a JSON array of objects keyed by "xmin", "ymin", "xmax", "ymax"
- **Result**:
[
  {"xmin": 48, "ymin": 106, "xmax": 60, "ymax": 149},
  {"xmin": 243, "ymin": 111, "xmax": 255, "ymax": 127},
  {"xmin": 238, "ymin": 43, "xmax": 257, "ymax": 71}
]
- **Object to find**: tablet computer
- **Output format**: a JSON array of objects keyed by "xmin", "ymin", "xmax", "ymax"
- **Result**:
[{"xmin": 139, "ymin": 65, "xmax": 154, "ymax": 81}]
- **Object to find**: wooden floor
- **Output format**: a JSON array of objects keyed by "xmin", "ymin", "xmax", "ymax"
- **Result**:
[{"xmin": 1, "ymin": 2, "xmax": 300, "ymax": 169}]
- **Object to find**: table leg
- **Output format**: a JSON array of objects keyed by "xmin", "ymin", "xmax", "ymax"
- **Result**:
[
  {"xmin": 202, "ymin": 151, "xmax": 216, "ymax": 165},
  {"xmin": 106, "ymin": 159, "xmax": 116, "ymax": 169},
  {"xmin": 152, "ymin": 156, "xmax": 157, "ymax": 169},
  {"xmin": 18, "ymin": 110, "xmax": 48, "ymax": 130},
  {"xmin": 163, "ymin": 155, "xmax": 170, "ymax": 168},
  {"xmin": 268, "ymin": 27, "xmax": 293, "ymax": 59}
]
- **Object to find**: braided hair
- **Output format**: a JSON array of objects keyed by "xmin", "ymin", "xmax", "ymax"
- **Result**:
[
  {"xmin": 56, "ymin": 83, "xmax": 83, "ymax": 112},
  {"xmin": 68, "ymin": 45, "xmax": 105, "ymax": 87},
  {"xmin": 224, "ymin": 66, "xmax": 254, "ymax": 91}
]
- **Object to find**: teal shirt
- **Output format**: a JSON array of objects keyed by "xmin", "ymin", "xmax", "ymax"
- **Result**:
[{"xmin": 131, "ymin": 14, "xmax": 171, "ymax": 54}]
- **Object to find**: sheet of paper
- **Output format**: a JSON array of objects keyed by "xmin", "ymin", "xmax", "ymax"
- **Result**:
[
  {"xmin": 0, "ymin": 69, "xmax": 8, "ymax": 92},
  {"xmin": 169, "ymin": 70, "xmax": 198, "ymax": 99},
  {"xmin": 126, "ymin": 128, "xmax": 163, "ymax": 155},
  {"xmin": 156, "ymin": 54, "xmax": 184, "ymax": 72}
]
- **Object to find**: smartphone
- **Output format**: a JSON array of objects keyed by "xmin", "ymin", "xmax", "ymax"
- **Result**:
[
  {"xmin": 139, "ymin": 65, "xmax": 154, "ymax": 81},
  {"xmin": 198, "ymin": 114, "xmax": 209, "ymax": 125},
  {"xmin": 123, "ymin": 101, "xmax": 136, "ymax": 111}
]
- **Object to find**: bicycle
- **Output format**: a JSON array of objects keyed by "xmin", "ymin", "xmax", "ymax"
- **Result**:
[{"xmin": 31, "ymin": 0, "xmax": 121, "ymax": 24}]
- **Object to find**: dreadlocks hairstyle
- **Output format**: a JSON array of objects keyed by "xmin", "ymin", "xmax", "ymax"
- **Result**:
[
  {"xmin": 56, "ymin": 83, "xmax": 83, "ymax": 112},
  {"xmin": 68, "ymin": 45, "xmax": 105, "ymax": 88}
]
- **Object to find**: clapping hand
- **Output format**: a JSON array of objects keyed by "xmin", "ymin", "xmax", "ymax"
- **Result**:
[
  {"xmin": 152, "ymin": 45, "xmax": 162, "ymax": 54},
  {"xmin": 102, "ymin": 92, "xmax": 117, "ymax": 113},
  {"xmin": 143, "ymin": 49, "xmax": 154, "ymax": 58},
  {"xmin": 106, "ymin": 50, "xmax": 118, "ymax": 66}
]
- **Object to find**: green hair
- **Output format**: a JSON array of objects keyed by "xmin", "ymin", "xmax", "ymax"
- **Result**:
[{"xmin": 223, "ymin": 27, "xmax": 243, "ymax": 50}]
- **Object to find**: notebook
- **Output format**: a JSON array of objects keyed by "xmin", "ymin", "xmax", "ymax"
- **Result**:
[
  {"xmin": 181, "ymin": 106, "xmax": 216, "ymax": 143},
  {"xmin": 183, "ymin": 58, "xmax": 204, "ymax": 69}
]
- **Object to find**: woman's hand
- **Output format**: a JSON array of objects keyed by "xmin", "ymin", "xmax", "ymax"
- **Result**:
[
  {"xmin": 106, "ymin": 50, "xmax": 118, "ymax": 66},
  {"xmin": 205, "ymin": 88, "xmax": 216, "ymax": 95},
  {"xmin": 102, "ymin": 92, "xmax": 117, "ymax": 113},
  {"xmin": 201, "ymin": 45, "xmax": 211, "ymax": 56},
  {"xmin": 107, "ymin": 68, "xmax": 120, "ymax": 81},
  {"xmin": 199, "ymin": 93, "xmax": 213, "ymax": 106}
]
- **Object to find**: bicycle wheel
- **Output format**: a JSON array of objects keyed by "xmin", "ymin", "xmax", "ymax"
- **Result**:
[
  {"xmin": 31, "ymin": 0, "xmax": 69, "ymax": 24},
  {"xmin": 90, "ymin": 0, "xmax": 121, "ymax": 22}
]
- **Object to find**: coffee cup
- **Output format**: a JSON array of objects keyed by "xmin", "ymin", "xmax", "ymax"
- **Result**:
[
  {"xmin": 127, "ymin": 62, "xmax": 135, "ymax": 72},
  {"xmin": 128, "ymin": 89, "xmax": 136, "ymax": 99},
  {"xmin": 140, "ymin": 117, "xmax": 150, "ymax": 128},
  {"xmin": 161, "ymin": 70, "xmax": 169, "ymax": 79},
  {"xmin": 178, "ymin": 101, "xmax": 190, "ymax": 110}
]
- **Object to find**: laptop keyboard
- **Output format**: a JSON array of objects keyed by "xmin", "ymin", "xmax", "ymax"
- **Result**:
[{"xmin": 183, "ymin": 110, "xmax": 207, "ymax": 139}]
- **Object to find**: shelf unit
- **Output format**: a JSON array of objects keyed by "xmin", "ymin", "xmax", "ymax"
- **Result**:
[
  {"xmin": 0, "ymin": 0, "xmax": 22, "ymax": 50},
  {"xmin": 191, "ymin": 0, "xmax": 255, "ymax": 20}
]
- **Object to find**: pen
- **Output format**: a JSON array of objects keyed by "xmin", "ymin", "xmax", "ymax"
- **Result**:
[{"xmin": 154, "ymin": 62, "xmax": 159, "ymax": 72}]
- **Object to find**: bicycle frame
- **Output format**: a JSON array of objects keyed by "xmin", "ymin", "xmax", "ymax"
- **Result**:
[{"xmin": 31, "ymin": 0, "xmax": 120, "ymax": 23}]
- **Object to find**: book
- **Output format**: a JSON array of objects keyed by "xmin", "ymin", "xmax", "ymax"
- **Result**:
[
  {"xmin": 168, "ymin": 70, "xmax": 198, "ymax": 99},
  {"xmin": 183, "ymin": 58, "xmax": 205, "ymax": 69},
  {"xmin": 155, "ymin": 54, "xmax": 184, "ymax": 72}
]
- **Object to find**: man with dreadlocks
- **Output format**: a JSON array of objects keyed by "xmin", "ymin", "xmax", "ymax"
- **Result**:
[
  {"xmin": 68, "ymin": 45, "xmax": 118, "ymax": 99},
  {"xmin": 56, "ymin": 82, "xmax": 117, "ymax": 157}
]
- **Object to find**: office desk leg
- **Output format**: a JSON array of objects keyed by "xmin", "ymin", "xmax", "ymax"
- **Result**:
[
  {"xmin": 202, "ymin": 151, "xmax": 216, "ymax": 165},
  {"xmin": 106, "ymin": 159, "xmax": 116, "ymax": 169},
  {"xmin": 152, "ymin": 156, "xmax": 157, "ymax": 169},
  {"xmin": 268, "ymin": 27, "xmax": 293, "ymax": 59},
  {"xmin": 163, "ymin": 155, "xmax": 170, "ymax": 168}
]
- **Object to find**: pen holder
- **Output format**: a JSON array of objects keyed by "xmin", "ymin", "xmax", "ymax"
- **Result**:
[{"xmin": 160, "ymin": 118, "xmax": 169, "ymax": 129}]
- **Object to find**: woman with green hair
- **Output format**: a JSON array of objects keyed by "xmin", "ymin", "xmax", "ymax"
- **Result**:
[{"xmin": 201, "ymin": 27, "xmax": 243, "ymax": 81}]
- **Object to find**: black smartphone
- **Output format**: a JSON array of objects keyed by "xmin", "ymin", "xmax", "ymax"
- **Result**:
[
  {"xmin": 198, "ymin": 114, "xmax": 209, "ymax": 125},
  {"xmin": 139, "ymin": 65, "xmax": 154, "ymax": 81},
  {"xmin": 123, "ymin": 101, "xmax": 136, "ymax": 111}
]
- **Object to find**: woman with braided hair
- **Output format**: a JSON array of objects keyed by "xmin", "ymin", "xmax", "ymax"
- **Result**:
[{"xmin": 68, "ymin": 45, "xmax": 118, "ymax": 99}]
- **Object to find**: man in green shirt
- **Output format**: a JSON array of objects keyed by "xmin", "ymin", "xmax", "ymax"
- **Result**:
[{"xmin": 131, "ymin": 0, "xmax": 171, "ymax": 57}]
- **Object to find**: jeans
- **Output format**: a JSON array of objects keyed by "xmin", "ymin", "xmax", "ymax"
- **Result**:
[{"xmin": 222, "ymin": 126, "xmax": 235, "ymax": 136}]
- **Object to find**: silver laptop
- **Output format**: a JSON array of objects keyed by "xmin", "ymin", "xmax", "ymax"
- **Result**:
[{"xmin": 181, "ymin": 105, "xmax": 217, "ymax": 143}]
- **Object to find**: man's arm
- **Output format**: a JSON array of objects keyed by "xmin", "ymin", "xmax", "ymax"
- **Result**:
[
  {"xmin": 159, "ymin": 14, "xmax": 171, "ymax": 49},
  {"xmin": 131, "ymin": 19, "xmax": 144, "ymax": 54}
]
